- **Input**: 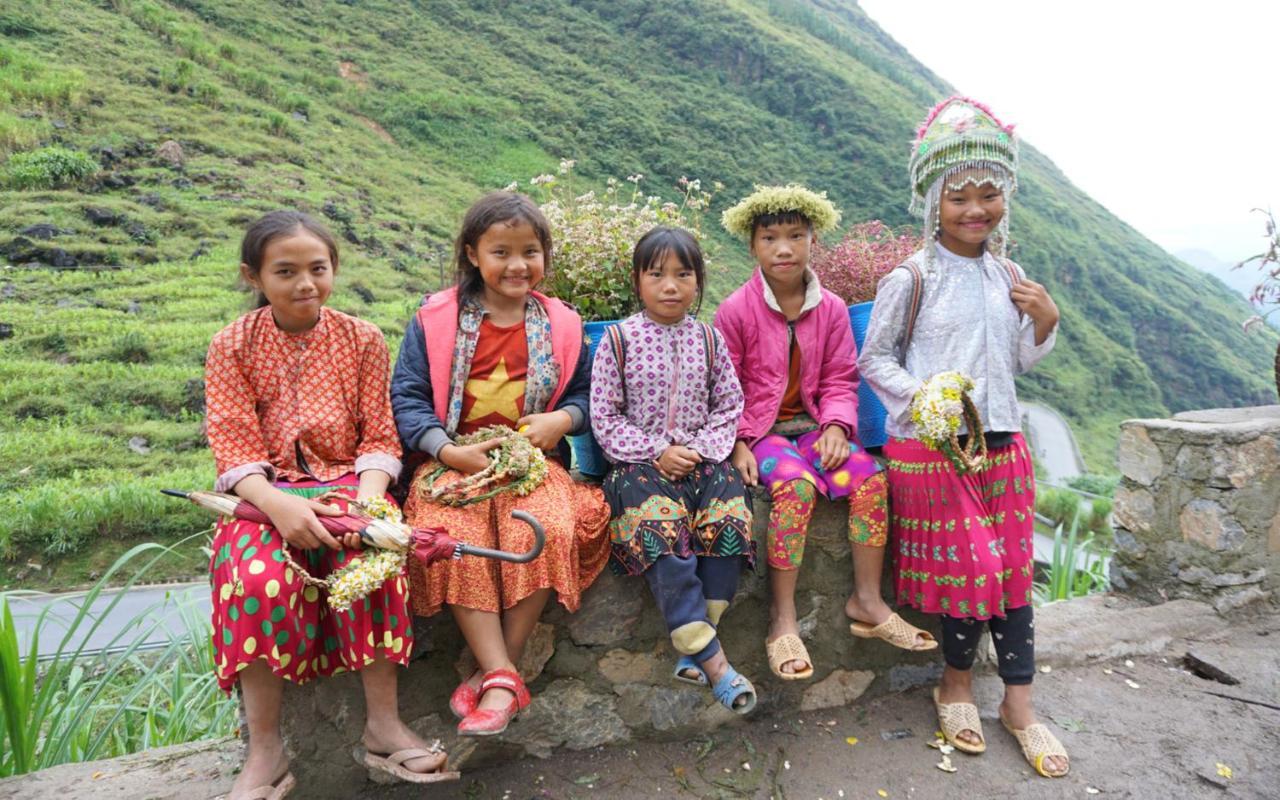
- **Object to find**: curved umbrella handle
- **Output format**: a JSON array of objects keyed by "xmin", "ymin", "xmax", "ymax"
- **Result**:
[{"xmin": 456, "ymin": 510, "xmax": 545, "ymax": 563}]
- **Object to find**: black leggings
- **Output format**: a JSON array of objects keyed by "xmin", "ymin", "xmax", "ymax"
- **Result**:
[{"xmin": 939, "ymin": 605, "xmax": 1035, "ymax": 686}]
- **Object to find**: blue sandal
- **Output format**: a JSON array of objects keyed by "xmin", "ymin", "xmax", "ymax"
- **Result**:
[
  {"xmin": 711, "ymin": 667, "xmax": 757, "ymax": 715},
  {"xmin": 673, "ymin": 655, "xmax": 709, "ymax": 686}
]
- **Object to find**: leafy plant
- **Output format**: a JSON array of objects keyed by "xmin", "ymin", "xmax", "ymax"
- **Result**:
[
  {"xmin": 530, "ymin": 160, "xmax": 719, "ymax": 321},
  {"xmin": 810, "ymin": 220, "xmax": 922, "ymax": 305},
  {"xmin": 3, "ymin": 146, "xmax": 99, "ymax": 190},
  {"xmin": 0, "ymin": 539, "xmax": 237, "ymax": 777},
  {"xmin": 1033, "ymin": 516, "xmax": 1111, "ymax": 605}
]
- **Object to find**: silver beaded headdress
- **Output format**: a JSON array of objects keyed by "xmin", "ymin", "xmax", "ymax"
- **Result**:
[{"xmin": 909, "ymin": 96, "xmax": 1018, "ymax": 268}]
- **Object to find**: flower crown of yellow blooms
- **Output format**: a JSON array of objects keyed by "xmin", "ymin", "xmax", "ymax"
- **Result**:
[{"xmin": 720, "ymin": 184, "xmax": 842, "ymax": 237}]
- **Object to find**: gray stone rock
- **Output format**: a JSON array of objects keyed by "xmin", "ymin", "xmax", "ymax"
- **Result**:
[
  {"xmin": 1118, "ymin": 426, "xmax": 1163, "ymax": 485},
  {"xmin": 1035, "ymin": 596, "xmax": 1220, "ymax": 665},
  {"xmin": 597, "ymin": 648, "xmax": 663, "ymax": 685},
  {"xmin": 1113, "ymin": 528, "xmax": 1146, "ymax": 558},
  {"xmin": 1176, "ymin": 566, "xmax": 1215, "ymax": 585},
  {"xmin": 1114, "ymin": 486, "xmax": 1155, "ymax": 534},
  {"xmin": 1180, "ymin": 499, "xmax": 1246, "ymax": 552},
  {"xmin": 566, "ymin": 573, "xmax": 644, "ymax": 646},
  {"xmin": 1173, "ymin": 444, "xmax": 1211, "ymax": 482},
  {"xmin": 1213, "ymin": 587, "xmax": 1272, "ymax": 615},
  {"xmin": 799, "ymin": 669, "xmax": 875, "ymax": 711},
  {"xmin": 155, "ymin": 139, "xmax": 184, "ymax": 169},
  {"xmin": 504, "ymin": 679, "xmax": 629, "ymax": 758},
  {"xmin": 615, "ymin": 683, "xmax": 706, "ymax": 732},
  {"xmin": 887, "ymin": 662, "xmax": 943, "ymax": 692},
  {"xmin": 1208, "ymin": 569, "xmax": 1266, "ymax": 588}
]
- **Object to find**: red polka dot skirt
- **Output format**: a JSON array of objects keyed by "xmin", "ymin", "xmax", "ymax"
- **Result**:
[{"xmin": 209, "ymin": 476, "xmax": 413, "ymax": 694}]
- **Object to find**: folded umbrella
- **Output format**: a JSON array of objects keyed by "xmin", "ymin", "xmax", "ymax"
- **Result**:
[{"xmin": 161, "ymin": 489, "xmax": 544, "ymax": 564}]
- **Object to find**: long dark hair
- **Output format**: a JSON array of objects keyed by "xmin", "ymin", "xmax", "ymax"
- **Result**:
[
  {"xmin": 631, "ymin": 226, "xmax": 705, "ymax": 316},
  {"xmin": 453, "ymin": 191, "xmax": 553, "ymax": 304},
  {"xmin": 240, "ymin": 210, "xmax": 339, "ymax": 308}
]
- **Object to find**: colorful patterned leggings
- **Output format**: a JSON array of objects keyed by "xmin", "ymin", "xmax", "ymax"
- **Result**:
[
  {"xmin": 766, "ymin": 472, "xmax": 889, "ymax": 570},
  {"xmin": 939, "ymin": 605, "xmax": 1035, "ymax": 685}
]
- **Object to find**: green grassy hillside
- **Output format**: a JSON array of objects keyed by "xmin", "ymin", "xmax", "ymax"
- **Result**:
[{"xmin": 1, "ymin": 0, "xmax": 1274, "ymax": 585}]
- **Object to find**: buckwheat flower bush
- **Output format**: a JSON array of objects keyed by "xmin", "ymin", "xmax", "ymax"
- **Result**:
[
  {"xmin": 516, "ymin": 160, "xmax": 719, "ymax": 321},
  {"xmin": 810, "ymin": 220, "xmax": 923, "ymax": 305}
]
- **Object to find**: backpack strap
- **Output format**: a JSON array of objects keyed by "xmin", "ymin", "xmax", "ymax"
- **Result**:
[
  {"xmin": 900, "ymin": 261, "xmax": 924, "ymax": 353},
  {"xmin": 697, "ymin": 321, "xmax": 716, "ymax": 392},
  {"xmin": 607, "ymin": 324, "xmax": 627, "ymax": 403}
]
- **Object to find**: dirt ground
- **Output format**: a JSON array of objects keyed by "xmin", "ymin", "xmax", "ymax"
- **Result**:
[
  {"xmin": 369, "ymin": 612, "xmax": 1279, "ymax": 800},
  {"xmin": 5, "ymin": 603, "xmax": 1276, "ymax": 800}
]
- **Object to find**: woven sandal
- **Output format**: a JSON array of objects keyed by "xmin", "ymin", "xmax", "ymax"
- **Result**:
[
  {"xmin": 233, "ymin": 770, "xmax": 295, "ymax": 800},
  {"xmin": 932, "ymin": 687, "xmax": 986, "ymax": 754},
  {"xmin": 850, "ymin": 612, "xmax": 938, "ymax": 652},
  {"xmin": 765, "ymin": 633, "xmax": 814, "ymax": 680},
  {"xmin": 357, "ymin": 743, "xmax": 460, "ymax": 784},
  {"xmin": 1000, "ymin": 713, "xmax": 1070, "ymax": 777}
]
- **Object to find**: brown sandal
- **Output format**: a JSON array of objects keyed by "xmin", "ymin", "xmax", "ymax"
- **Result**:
[
  {"xmin": 932, "ymin": 687, "xmax": 986, "ymax": 754},
  {"xmin": 765, "ymin": 633, "xmax": 814, "ymax": 680},
  {"xmin": 850, "ymin": 612, "xmax": 938, "ymax": 651},
  {"xmin": 232, "ymin": 771, "xmax": 295, "ymax": 800},
  {"xmin": 356, "ymin": 743, "xmax": 460, "ymax": 784},
  {"xmin": 1000, "ymin": 712, "xmax": 1070, "ymax": 777}
]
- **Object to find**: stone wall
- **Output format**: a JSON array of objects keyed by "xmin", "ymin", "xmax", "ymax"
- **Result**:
[
  {"xmin": 1112, "ymin": 406, "xmax": 1280, "ymax": 612},
  {"xmin": 276, "ymin": 493, "xmax": 941, "ymax": 796}
]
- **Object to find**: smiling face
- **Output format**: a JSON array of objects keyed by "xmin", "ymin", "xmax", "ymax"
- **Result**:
[
  {"xmin": 750, "ymin": 217, "xmax": 814, "ymax": 289},
  {"xmin": 241, "ymin": 228, "xmax": 335, "ymax": 332},
  {"xmin": 465, "ymin": 218, "xmax": 546, "ymax": 308},
  {"xmin": 937, "ymin": 178, "xmax": 1006, "ymax": 257}
]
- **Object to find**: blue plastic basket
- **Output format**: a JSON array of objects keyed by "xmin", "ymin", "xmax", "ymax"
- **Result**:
[
  {"xmin": 848, "ymin": 301, "xmax": 888, "ymax": 449},
  {"xmin": 568, "ymin": 319, "xmax": 620, "ymax": 478}
]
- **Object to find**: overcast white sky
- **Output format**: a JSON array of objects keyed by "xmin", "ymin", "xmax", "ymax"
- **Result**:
[{"xmin": 859, "ymin": 1, "xmax": 1278, "ymax": 265}]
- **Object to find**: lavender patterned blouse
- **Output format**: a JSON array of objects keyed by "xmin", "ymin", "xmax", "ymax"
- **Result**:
[{"xmin": 590, "ymin": 312, "xmax": 744, "ymax": 465}]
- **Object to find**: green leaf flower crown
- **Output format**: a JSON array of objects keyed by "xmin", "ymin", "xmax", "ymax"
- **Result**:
[{"xmin": 721, "ymin": 184, "xmax": 841, "ymax": 237}]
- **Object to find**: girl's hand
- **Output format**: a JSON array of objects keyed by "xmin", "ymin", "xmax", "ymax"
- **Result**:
[
  {"xmin": 259, "ymin": 491, "xmax": 345, "ymax": 551},
  {"xmin": 656, "ymin": 445, "xmax": 701, "ymax": 481},
  {"xmin": 731, "ymin": 440, "xmax": 758, "ymax": 486},
  {"xmin": 815, "ymin": 425, "xmax": 849, "ymax": 472},
  {"xmin": 439, "ymin": 439, "xmax": 502, "ymax": 475},
  {"xmin": 516, "ymin": 410, "xmax": 573, "ymax": 451},
  {"xmin": 1010, "ymin": 280, "xmax": 1060, "ymax": 329}
]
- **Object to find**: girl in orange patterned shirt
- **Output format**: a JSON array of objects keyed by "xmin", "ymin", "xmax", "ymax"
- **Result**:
[{"xmin": 205, "ymin": 211, "xmax": 456, "ymax": 798}]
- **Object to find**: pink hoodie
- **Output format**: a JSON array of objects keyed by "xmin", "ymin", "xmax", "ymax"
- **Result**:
[{"xmin": 713, "ymin": 269, "xmax": 859, "ymax": 446}]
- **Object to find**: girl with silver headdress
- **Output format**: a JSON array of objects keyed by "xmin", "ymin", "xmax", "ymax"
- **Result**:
[{"xmin": 858, "ymin": 97, "xmax": 1069, "ymax": 778}]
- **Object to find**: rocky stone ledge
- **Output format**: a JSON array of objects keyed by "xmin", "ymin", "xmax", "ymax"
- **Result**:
[
  {"xmin": 1113, "ymin": 405, "xmax": 1280, "ymax": 611},
  {"xmin": 267, "ymin": 493, "xmax": 941, "ymax": 795}
]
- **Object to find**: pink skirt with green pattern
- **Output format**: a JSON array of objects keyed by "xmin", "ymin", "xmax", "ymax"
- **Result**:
[{"xmin": 885, "ymin": 434, "xmax": 1036, "ymax": 620}]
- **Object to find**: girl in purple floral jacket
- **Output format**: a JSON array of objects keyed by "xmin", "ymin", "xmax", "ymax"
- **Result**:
[{"xmin": 590, "ymin": 227, "xmax": 758, "ymax": 714}]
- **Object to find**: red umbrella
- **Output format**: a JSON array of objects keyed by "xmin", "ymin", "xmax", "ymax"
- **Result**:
[{"xmin": 161, "ymin": 489, "xmax": 543, "ymax": 565}]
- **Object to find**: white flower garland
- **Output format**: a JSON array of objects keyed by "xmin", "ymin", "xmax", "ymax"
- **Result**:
[{"xmin": 910, "ymin": 371, "xmax": 987, "ymax": 474}]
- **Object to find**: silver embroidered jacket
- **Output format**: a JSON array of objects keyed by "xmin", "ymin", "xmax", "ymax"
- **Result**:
[{"xmin": 857, "ymin": 242, "xmax": 1057, "ymax": 439}]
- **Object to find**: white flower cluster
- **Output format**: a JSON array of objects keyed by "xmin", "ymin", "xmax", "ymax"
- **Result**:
[
  {"xmin": 910, "ymin": 370, "xmax": 973, "ymax": 451},
  {"xmin": 326, "ymin": 549, "xmax": 405, "ymax": 613}
]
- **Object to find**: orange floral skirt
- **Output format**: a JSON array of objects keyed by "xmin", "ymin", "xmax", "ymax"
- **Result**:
[{"xmin": 402, "ymin": 459, "xmax": 610, "ymax": 616}]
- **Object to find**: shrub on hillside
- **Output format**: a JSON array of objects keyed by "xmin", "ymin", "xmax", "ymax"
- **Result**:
[
  {"xmin": 3, "ymin": 145, "xmax": 99, "ymax": 189},
  {"xmin": 810, "ymin": 220, "xmax": 922, "ymax": 305}
]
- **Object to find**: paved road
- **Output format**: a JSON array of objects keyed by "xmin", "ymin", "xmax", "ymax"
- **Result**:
[
  {"xmin": 1021, "ymin": 400, "xmax": 1086, "ymax": 483},
  {"xmin": 5, "ymin": 582, "xmax": 209, "ymax": 659}
]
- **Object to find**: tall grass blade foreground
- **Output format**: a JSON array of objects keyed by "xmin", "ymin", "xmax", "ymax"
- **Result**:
[{"xmin": 0, "ymin": 536, "xmax": 236, "ymax": 777}]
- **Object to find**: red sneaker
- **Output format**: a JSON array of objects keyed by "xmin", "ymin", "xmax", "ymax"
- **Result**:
[{"xmin": 456, "ymin": 669, "xmax": 531, "ymax": 737}]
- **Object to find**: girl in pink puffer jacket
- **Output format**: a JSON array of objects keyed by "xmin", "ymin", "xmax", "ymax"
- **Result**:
[{"xmin": 714, "ymin": 186, "xmax": 937, "ymax": 681}]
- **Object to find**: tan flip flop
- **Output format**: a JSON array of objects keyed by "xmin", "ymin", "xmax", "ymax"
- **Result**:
[
  {"xmin": 234, "ymin": 770, "xmax": 296, "ymax": 800},
  {"xmin": 765, "ymin": 633, "xmax": 814, "ymax": 680},
  {"xmin": 932, "ymin": 687, "xmax": 986, "ymax": 754},
  {"xmin": 850, "ymin": 612, "xmax": 938, "ymax": 651},
  {"xmin": 356, "ymin": 744, "xmax": 461, "ymax": 784},
  {"xmin": 1000, "ymin": 712, "xmax": 1070, "ymax": 777}
]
